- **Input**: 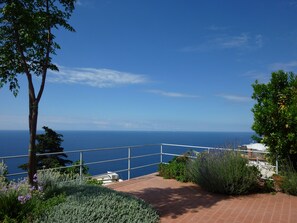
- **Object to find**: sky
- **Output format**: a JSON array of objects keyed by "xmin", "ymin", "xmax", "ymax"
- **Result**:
[{"xmin": 1, "ymin": 0, "xmax": 297, "ymax": 132}]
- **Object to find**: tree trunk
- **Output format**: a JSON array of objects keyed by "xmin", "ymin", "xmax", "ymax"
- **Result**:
[{"xmin": 28, "ymin": 97, "xmax": 38, "ymax": 185}]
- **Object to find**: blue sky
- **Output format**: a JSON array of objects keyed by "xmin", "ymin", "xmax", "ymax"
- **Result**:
[{"xmin": 1, "ymin": 0, "xmax": 297, "ymax": 131}]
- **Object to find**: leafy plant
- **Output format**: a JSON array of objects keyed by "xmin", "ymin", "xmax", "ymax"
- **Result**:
[
  {"xmin": 281, "ymin": 165, "xmax": 297, "ymax": 195},
  {"xmin": 159, "ymin": 155, "xmax": 190, "ymax": 182},
  {"xmin": 0, "ymin": 0, "xmax": 76, "ymax": 185},
  {"xmin": 0, "ymin": 176, "xmax": 43, "ymax": 222},
  {"xmin": 34, "ymin": 185, "xmax": 159, "ymax": 223},
  {"xmin": 188, "ymin": 151, "xmax": 260, "ymax": 195},
  {"xmin": 19, "ymin": 127, "xmax": 72, "ymax": 171},
  {"xmin": 252, "ymin": 70, "xmax": 297, "ymax": 170}
]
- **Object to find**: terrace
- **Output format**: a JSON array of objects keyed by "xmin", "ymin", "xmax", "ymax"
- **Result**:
[
  {"xmin": 108, "ymin": 173, "xmax": 297, "ymax": 223},
  {"xmin": 1, "ymin": 143, "xmax": 296, "ymax": 222}
]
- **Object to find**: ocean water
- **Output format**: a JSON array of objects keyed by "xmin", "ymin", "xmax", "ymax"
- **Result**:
[{"xmin": 0, "ymin": 131, "xmax": 254, "ymax": 180}]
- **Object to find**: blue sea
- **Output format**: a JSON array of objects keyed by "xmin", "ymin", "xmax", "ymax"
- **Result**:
[{"xmin": 0, "ymin": 131, "xmax": 254, "ymax": 180}]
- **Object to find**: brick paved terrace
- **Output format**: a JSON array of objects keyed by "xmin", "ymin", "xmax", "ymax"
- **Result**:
[{"xmin": 107, "ymin": 173, "xmax": 297, "ymax": 223}]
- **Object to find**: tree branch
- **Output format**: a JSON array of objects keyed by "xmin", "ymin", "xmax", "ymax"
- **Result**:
[
  {"xmin": 37, "ymin": 0, "xmax": 50, "ymax": 103},
  {"xmin": 13, "ymin": 22, "xmax": 36, "ymax": 100}
]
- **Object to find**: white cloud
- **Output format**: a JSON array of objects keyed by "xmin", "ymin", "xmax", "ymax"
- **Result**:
[
  {"xmin": 48, "ymin": 66, "xmax": 149, "ymax": 88},
  {"xmin": 147, "ymin": 89, "xmax": 200, "ymax": 98},
  {"xmin": 270, "ymin": 60, "xmax": 297, "ymax": 71},
  {"xmin": 218, "ymin": 94, "xmax": 252, "ymax": 102},
  {"xmin": 217, "ymin": 33, "xmax": 249, "ymax": 49},
  {"xmin": 181, "ymin": 33, "xmax": 263, "ymax": 52},
  {"xmin": 242, "ymin": 70, "xmax": 269, "ymax": 82}
]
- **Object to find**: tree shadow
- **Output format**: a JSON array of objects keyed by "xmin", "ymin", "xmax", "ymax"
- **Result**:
[{"xmin": 125, "ymin": 181, "xmax": 231, "ymax": 219}]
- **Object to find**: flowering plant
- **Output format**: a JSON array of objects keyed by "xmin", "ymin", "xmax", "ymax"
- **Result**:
[{"xmin": 0, "ymin": 170, "xmax": 44, "ymax": 221}]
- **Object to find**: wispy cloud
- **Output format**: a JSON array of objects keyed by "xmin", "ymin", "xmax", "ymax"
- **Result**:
[
  {"xmin": 242, "ymin": 70, "xmax": 269, "ymax": 82},
  {"xmin": 181, "ymin": 33, "xmax": 263, "ymax": 52},
  {"xmin": 217, "ymin": 94, "xmax": 252, "ymax": 102},
  {"xmin": 270, "ymin": 60, "xmax": 297, "ymax": 71},
  {"xmin": 48, "ymin": 66, "xmax": 149, "ymax": 88},
  {"xmin": 147, "ymin": 89, "xmax": 200, "ymax": 98}
]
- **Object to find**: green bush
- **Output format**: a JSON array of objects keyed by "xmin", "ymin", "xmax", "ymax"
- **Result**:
[
  {"xmin": 188, "ymin": 151, "xmax": 260, "ymax": 195},
  {"xmin": 0, "ymin": 177, "xmax": 44, "ymax": 222},
  {"xmin": 34, "ymin": 185, "xmax": 159, "ymax": 223},
  {"xmin": 281, "ymin": 167, "xmax": 297, "ymax": 196},
  {"xmin": 37, "ymin": 169, "xmax": 80, "ymax": 197},
  {"xmin": 159, "ymin": 155, "xmax": 190, "ymax": 182}
]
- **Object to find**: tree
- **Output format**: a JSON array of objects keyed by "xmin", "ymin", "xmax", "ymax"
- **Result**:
[
  {"xmin": 19, "ymin": 126, "xmax": 72, "ymax": 170},
  {"xmin": 252, "ymin": 70, "xmax": 297, "ymax": 169},
  {"xmin": 0, "ymin": 0, "xmax": 75, "ymax": 184}
]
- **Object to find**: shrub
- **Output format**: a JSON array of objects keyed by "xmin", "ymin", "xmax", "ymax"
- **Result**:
[
  {"xmin": 37, "ymin": 169, "xmax": 80, "ymax": 197},
  {"xmin": 0, "ymin": 176, "xmax": 43, "ymax": 222},
  {"xmin": 188, "ymin": 151, "xmax": 260, "ymax": 195},
  {"xmin": 281, "ymin": 166, "xmax": 297, "ymax": 195},
  {"xmin": 159, "ymin": 155, "xmax": 190, "ymax": 182},
  {"xmin": 34, "ymin": 185, "xmax": 159, "ymax": 223}
]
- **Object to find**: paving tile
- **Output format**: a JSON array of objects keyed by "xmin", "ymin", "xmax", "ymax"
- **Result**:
[{"xmin": 107, "ymin": 173, "xmax": 297, "ymax": 223}]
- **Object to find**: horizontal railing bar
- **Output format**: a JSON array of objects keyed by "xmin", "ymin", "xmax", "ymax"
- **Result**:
[
  {"xmin": 6, "ymin": 171, "xmax": 27, "ymax": 177},
  {"xmin": 162, "ymin": 152, "xmax": 181, "ymax": 157},
  {"xmin": 161, "ymin": 143, "xmax": 269, "ymax": 154},
  {"xmin": 161, "ymin": 143, "xmax": 222, "ymax": 150},
  {"xmin": 38, "ymin": 143, "xmax": 160, "ymax": 156},
  {"xmin": 0, "ymin": 154, "xmax": 28, "ymax": 160},
  {"xmin": 130, "ymin": 162, "xmax": 160, "ymax": 170},
  {"xmin": 85, "ymin": 157, "xmax": 128, "ymax": 166},
  {"xmin": 131, "ymin": 153, "xmax": 161, "ymax": 159}
]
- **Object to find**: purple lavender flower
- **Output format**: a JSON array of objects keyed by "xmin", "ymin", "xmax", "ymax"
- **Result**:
[
  {"xmin": 38, "ymin": 185, "xmax": 43, "ymax": 192},
  {"xmin": 18, "ymin": 194, "xmax": 32, "ymax": 204},
  {"xmin": 18, "ymin": 195, "xmax": 25, "ymax": 204},
  {"xmin": 33, "ymin": 174, "xmax": 38, "ymax": 183}
]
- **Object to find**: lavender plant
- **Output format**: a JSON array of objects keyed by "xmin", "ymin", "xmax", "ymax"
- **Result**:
[{"xmin": 0, "ymin": 173, "xmax": 43, "ymax": 221}]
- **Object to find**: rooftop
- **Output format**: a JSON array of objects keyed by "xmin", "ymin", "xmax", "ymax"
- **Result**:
[{"xmin": 108, "ymin": 173, "xmax": 297, "ymax": 223}]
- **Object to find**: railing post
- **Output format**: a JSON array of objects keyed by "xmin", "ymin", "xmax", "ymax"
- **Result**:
[
  {"xmin": 208, "ymin": 148, "xmax": 210, "ymax": 154},
  {"xmin": 79, "ymin": 152, "xmax": 83, "ymax": 183},
  {"xmin": 160, "ymin": 144, "xmax": 163, "ymax": 164},
  {"xmin": 128, "ymin": 147, "xmax": 131, "ymax": 180}
]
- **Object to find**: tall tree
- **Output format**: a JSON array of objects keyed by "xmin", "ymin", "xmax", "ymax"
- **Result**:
[
  {"xmin": 252, "ymin": 70, "xmax": 297, "ymax": 169},
  {"xmin": 0, "ymin": 0, "xmax": 75, "ymax": 184},
  {"xmin": 19, "ymin": 126, "xmax": 72, "ymax": 171}
]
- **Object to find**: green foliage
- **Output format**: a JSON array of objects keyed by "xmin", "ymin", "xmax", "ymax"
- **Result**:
[
  {"xmin": 0, "ymin": 177, "xmax": 44, "ymax": 222},
  {"xmin": 34, "ymin": 185, "xmax": 159, "ymax": 223},
  {"xmin": 252, "ymin": 70, "xmax": 297, "ymax": 169},
  {"xmin": 19, "ymin": 127, "xmax": 72, "ymax": 171},
  {"xmin": 188, "ymin": 151, "xmax": 260, "ymax": 195},
  {"xmin": 85, "ymin": 178, "xmax": 103, "ymax": 186},
  {"xmin": 37, "ymin": 169, "xmax": 80, "ymax": 197},
  {"xmin": 281, "ymin": 165, "xmax": 297, "ymax": 196},
  {"xmin": 0, "ymin": 0, "xmax": 76, "ymax": 185},
  {"xmin": 0, "ymin": 0, "xmax": 76, "ymax": 95},
  {"xmin": 65, "ymin": 160, "xmax": 89, "ymax": 177},
  {"xmin": 159, "ymin": 155, "xmax": 190, "ymax": 182}
]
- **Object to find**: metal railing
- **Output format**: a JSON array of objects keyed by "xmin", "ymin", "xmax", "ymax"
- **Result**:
[{"xmin": 0, "ymin": 143, "xmax": 277, "ymax": 180}]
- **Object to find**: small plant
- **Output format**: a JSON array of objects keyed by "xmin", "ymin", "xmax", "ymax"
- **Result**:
[
  {"xmin": 188, "ymin": 151, "xmax": 260, "ymax": 195},
  {"xmin": 281, "ymin": 165, "xmax": 297, "ymax": 196},
  {"xmin": 85, "ymin": 178, "xmax": 103, "ymax": 186},
  {"xmin": 37, "ymin": 169, "xmax": 80, "ymax": 197},
  {"xmin": 159, "ymin": 155, "xmax": 190, "ymax": 182},
  {"xmin": 0, "ymin": 175, "xmax": 43, "ymax": 222},
  {"xmin": 34, "ymin": 185, "xmax": 159, "ymax": 223}
]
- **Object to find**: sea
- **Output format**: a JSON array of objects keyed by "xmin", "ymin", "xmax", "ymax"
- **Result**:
[{"xmin": 0, "ymin": 131, "xmax": 254, "ymax": 180}]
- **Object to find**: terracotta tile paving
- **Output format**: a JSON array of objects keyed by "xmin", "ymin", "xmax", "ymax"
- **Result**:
[{"xmin": 107, "ymin": 173, "xmax": 297, "ymax": 223}]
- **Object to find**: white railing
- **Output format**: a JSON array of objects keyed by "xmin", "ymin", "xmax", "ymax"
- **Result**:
[{"xmin": 0, "ymin": 143, "xmax": 277, "ymax": 180}]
